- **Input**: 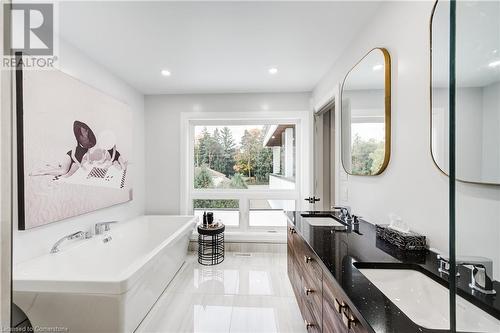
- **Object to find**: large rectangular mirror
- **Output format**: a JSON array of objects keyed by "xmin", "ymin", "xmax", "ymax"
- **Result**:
[
  {"xmin": 341, "ymin": 48, "xmax": 391, "ymax": 176},
  {"xmin": 431, "ymin": 0, "xmax": 500, "ymax": 185}
]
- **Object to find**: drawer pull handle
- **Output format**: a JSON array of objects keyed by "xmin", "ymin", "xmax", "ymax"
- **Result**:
[
  {"xmin": 304, "ymin": 255, "xmax": 312, "ymax": 263},
  {"xmin": 342, "ymin": 311, "xmax": 357, "ymax": 329},
  {"xmin": 334, "ymin": 298, "xmax": 346, "ymax": 313},
  {"xmin": 304, "ymin": 320, "xmax": 314, "ymax": 330},
  {"xmin": 304, "ymin": 287, "xmax": 314, "ymax": 295},
  {"xmin": 289, "ymin": 227, "xmax": 296, "ymax": 234}
]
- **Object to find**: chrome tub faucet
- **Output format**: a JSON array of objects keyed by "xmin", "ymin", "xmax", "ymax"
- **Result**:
[{"xmin": 50, "ymin": 231, "xmax": 91, "ymax": 254}]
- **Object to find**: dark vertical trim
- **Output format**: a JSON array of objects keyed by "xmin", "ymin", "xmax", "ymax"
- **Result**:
[
  {"xmin": 448, "ymin": 1, "xmax": 457, "ymax": 332},
  {"xmin": 15, "ymin": 52, "xmax": 25, "ymax": 230}
]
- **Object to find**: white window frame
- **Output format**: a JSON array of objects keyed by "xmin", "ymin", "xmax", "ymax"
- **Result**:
[{"xmin": 180, "ymin": 111, "xmax": 311, "ymax": 232}]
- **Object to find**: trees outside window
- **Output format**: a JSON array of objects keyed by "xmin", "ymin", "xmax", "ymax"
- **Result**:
[
  {"xmin": 350, "ymin": 134, "xmax": 384, "ymax": 175},
  {"xmin": 194, "ymin": 125, "xmax": 275, "ymax": 189}
]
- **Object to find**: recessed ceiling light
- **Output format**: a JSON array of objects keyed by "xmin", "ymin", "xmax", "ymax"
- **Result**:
[
  {"xmin": 488, "ymin": 60, "xmax": 500, "ymax": 68},
  {"xmin": 272, "ymin": 135, "xmax": 276, "ymax": 139},
  {"xmin": 161, "ymin": 69, "xmax": 171, "ymax": 77},
  {"xmin": 372, "ymin": 64, "xmax": 383, "ymax": 71},
  {"xmin": 268, "ymin": 67, "xmax": 278, "ymax": 75}
]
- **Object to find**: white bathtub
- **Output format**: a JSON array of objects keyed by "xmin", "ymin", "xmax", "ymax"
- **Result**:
[{"xmin": 14, "ymin": 215, "xmax": 197, "ymax": 333}]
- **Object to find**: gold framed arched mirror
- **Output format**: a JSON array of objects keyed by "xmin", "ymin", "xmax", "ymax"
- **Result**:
[{"xmin": 340, "ymin": 47, "xmax": 391, "ymax": 176}]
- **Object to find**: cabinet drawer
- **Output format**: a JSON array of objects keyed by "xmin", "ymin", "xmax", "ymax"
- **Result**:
[
  {"xmin": 301, "ymin": 264, "xmax": 323, "ymax": 311},
  {"xmin": 302, "ymin": 280, "xmax": 322, "ymax": 332},
  {"xmin": 323, "ymin": 274, "xmax": 347, "ymax": 333},
  {"xmin": 302, "ymin": 299, "xmax": 322, "ymax": 333},
  {"xmin": 298, "ymin": 242, "xmax": 323, "ymax": 283},
  {"xmin": 287, "ymin": 243, "xmax": 302, "ymax": 298}
]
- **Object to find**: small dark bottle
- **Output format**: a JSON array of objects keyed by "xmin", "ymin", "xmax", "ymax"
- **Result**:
[
  {"xmin": 206, "ymin": 212, "xmax": 214, "ymax": 225},
  {"xmin": 203, "ymin": 211, "xmax": 208, "ymax": 226}
]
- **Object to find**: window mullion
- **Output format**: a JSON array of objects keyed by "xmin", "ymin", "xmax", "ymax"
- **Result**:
[{"xmin": 239, "ymin": 197, "xmax": 249, "ymax": 232}]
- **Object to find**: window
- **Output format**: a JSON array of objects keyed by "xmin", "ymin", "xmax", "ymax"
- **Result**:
[
  {"xmin": 193, "ymin": 125, "xmax": 295, "ymax": 190},
  {"xmin": 181, "ymin": 112, "xmax": 310, "ymax": 233}
]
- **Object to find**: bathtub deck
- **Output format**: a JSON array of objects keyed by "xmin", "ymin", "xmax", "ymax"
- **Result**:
[{"xmin": 136, "ymin": 252, "xmax": 306, "ymax": 333}]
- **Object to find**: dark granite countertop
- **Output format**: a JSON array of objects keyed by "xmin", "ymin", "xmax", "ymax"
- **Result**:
[{"xmin": 286, "ymin": 211, "xmax": 500, "ymax": 333}]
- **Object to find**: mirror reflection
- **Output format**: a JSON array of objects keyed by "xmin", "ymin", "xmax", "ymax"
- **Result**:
[
  {"xmin": 341, "ymin": 48, "xmax": 391, "ymax": 176},
  {"xmin": 431, "ymin": 0, "xmax": 500, "ymax": 184}
]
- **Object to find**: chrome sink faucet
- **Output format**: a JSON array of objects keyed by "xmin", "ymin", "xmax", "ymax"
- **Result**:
[
  {"xmin": 94, "ymin": 221, "xmax": 118, "ymax": 235},
  {"xmin": 332, "ymin": 206, "xmax": 352, "ymax": 222},
  {"xmin": 50, "ymin": 231, "xmax": 90, "ymax": 254},
  {"xmin": 437, "ymin": 254, "xmax": 496, "ymax": 295}
]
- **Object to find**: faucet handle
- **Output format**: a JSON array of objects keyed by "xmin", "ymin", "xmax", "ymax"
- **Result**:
[
  {"xmin": 436, "ymin": 254, "xmax": 460, "ymax": 277},
  {"xmin": 461, "ymin": 263, "xmax": 497, "ymax": 295},
  {"xmin": 103, "ymin": 221, "xmax": 117, "ymax": 231},
  {"xmin": 95, "ymin": 221, "xmax": 118, "ymax": 235}
]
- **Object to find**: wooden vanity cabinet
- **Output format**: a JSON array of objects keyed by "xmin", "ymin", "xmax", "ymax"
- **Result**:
[
  {"xmin": 322, "ymin": 273, "xmax": 347, "ymax": 333},
  {"xmin": 287, "ymin": 220, "xmax": 369, "ymax": 333}
]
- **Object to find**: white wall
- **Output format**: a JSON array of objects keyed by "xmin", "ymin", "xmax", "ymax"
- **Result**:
[
  {"xmin": 144, "ymin": 92, "xmax": 311, "ymax": 214},
  {"xmin": 313, "ymin": 1, "xmax": 500, "ymax": 279},
  {"xmin": 13, "ymin": 40, "xmax": 146, "ymax": 264}
]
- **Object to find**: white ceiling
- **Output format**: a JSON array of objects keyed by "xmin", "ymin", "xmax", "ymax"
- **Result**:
[{"xmin": 59, "ymin": 1, "xmax": 381, "ymax": 95}]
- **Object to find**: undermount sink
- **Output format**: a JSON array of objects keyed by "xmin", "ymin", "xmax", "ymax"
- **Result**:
[
  {"xmin": 358, "ymin": 268, "xmax": 500, "ymax": 333},
  {"xmin": 303, "ymin": 217, "xmax": 345, "ymax": 227}
]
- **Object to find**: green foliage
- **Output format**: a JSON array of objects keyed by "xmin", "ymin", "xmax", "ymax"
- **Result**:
[
  {"xmin": 234, "ymin": 128, "xmax": 272, "ymax": 181},
  {"xmin": 194, "ymin": 126, "xmax": 274, "ymax": 187},
  {"xmin": 255, "ymin": 146, "xmax": 273, "ymax": 182},
  {"xmin": 194, "ymin": 166, "xmax": 213, "ymax": 189},
  {"xmin": 229, "ymin": 173, "xmax": 248, "ymax": 189},
  {"xmin": 351, "ymin": 134, "xmax": 385, "ymax": 175},
  {"xmin": 369, "ymin": 144, "xmax": 385, "ymax": 174},
  {"xmin": 193, "ymin": 199, "xmax": 239, "ymax": 209},
  {"xmin": 195, "ymin": 126, "xmax": 236, "ymax": 178},
  {"xmin": 220, "ymin": 127, "xmax": 236, "ymax": 177},
  {"xmin": 195, "ymin": 127, "xmax": 221, "ymax": 169}
]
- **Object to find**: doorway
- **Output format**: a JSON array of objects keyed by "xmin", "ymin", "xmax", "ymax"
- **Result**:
[{"xmin": 313, "ymin": 102, "xmax": 335, "ymax": 211}]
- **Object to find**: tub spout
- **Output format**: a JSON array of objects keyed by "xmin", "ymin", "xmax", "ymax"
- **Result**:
[{"xmin": 50, "ymin": 231, "xmax": 90, "ymax": 254}]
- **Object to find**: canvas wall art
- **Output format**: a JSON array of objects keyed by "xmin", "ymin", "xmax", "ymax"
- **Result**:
[{"xmin": 16, "ymin": 65, "xmax": 133, "ymax": 230}]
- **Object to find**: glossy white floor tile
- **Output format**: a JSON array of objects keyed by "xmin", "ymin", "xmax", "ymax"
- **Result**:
[{"xmin": 136, "ymin": 253, "xmax": 305, "ymax": 333}]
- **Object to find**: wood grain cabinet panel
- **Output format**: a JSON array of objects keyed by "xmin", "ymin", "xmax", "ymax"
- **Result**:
[
  {"xmin": 322, "ymin": 274, "xmax": 347, "ymax": 333},
  {"xmin": 301, "ymin": 272, "xmax": 323, "ymax": 332},
  {"xmin": 348, "ymin": 312, "xmax": 370, "ymax": 333},
  {"xmin": 287, "ymin": 219, "xmax": 370, "ymax": 333}
]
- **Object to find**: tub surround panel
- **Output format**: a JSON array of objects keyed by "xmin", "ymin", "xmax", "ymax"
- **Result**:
[{"xmin": 286, "ymin": 211, "xmax": 500, "ymax": 333}]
